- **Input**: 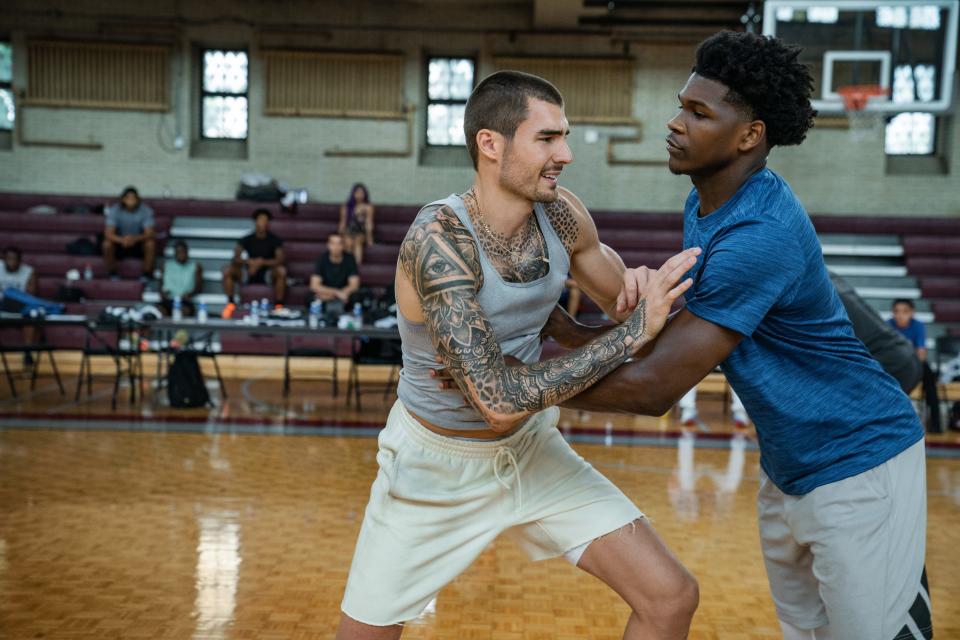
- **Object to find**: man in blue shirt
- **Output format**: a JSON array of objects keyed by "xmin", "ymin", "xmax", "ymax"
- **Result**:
[
  {"xmin": 890, "ymin": 298, "xmax": 942, "ymax": 432},
  {"xmin": 546, "ymin": 32, "xmax": 929, "ymax": 640}
]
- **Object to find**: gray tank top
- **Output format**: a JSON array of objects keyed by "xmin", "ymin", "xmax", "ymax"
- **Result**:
[{"xmin": 396, "ymin": 194, "xmax": 571, "ymax": 430}]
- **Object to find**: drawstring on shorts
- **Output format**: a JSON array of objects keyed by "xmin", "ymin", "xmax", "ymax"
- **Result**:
[{"xmin": 494, "ymin": 445, "xmax": 523, "ymax": 512}]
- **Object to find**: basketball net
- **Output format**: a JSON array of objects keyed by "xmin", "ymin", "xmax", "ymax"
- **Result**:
[{"xmin": 837, "ymin": 85, "xmax": 889, "ymax": 142}]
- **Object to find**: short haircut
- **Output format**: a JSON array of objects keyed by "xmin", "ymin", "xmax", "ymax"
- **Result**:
[
  {"xmin": 463, "ymin": 70, "xmax": 564, "ymax": 169},
  {"xmin": 173, "ymin": 240, "xmax": 189, "ymax": 252},
  {"xmin": 3, "ymin": 245, "xmax": 22, "ymax": 259},
  {"xmin": 121, "ymin": 186, "xmax": 139, "ymax": 199},
  {"xmin": 892, "ymin": 298, "xmax": 915, "ymax": 310},
  {"xmin": 693, "ymin": 31, "xmax": 817, "ymax": 147},
  {"xmin": 252, "ymin": 208, "xmax": 272, "ymax": 220},
  {"xmin": 327, "ymin": 232, "xmax": 343, "ymax": 241}
]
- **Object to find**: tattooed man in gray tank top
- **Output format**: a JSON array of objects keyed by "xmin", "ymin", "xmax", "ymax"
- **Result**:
[{"xmin": 337, "ymin": 71, "xmax": 701, "ymax": 639}]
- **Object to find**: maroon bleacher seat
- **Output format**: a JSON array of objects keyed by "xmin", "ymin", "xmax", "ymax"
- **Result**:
[
  {"xmin": 907, "ymin": 257, "xmax": 960, "ymax": 277},
  {"xmin": 902, "ymin": 236, "xmax": 960, "ymax": 257},
  {"xmin": 0, "ymin": 211, "xmax": 104, "ymax": 234},
  {"xmin": 28, "ymin": 255, "xmax": 142, "ymax": 279},
  {"xmin": 920, "ymin": 277, "xmax": 960, "ymax": 299},
  {"xmin": 373, "ymin": 205, "xmax": 418, "ymax": 225},
  {"xmin": 933, "ymin": 301, "xmax": 960, "ymax": 323},
  {"xmin": 7, "ymin": 232, "xmax": 94, "ymax": 255},
  {"xmin": 269, "ymin": 220, "xmax": 338, "ymax": 242},
  {"xmin": 358, "ymin": 264, "xmax": 396, "ymax": 288},
  {"xmin": 37, "ymin": 277, "xmax": 143, "ymax": 302},
  {"xmin": 374, "ymin": 223, "xmax": 411, "ymax": 244},
  {"xmin": 811, "ymin": 215, "xmax": 960, "ymax": 236},
  {"xmin": 283, "ymin": 243, "xmax": 321, "ymax": 262},
  {"xmin": 364, "ymin": 245, "xmax": 400, "ymax": 264},
  {"xmin": 598, "ymin": 229, "xmax": 683, "ymax": 252},
  {"xmin": 591, "ymin": 211, "xmax": 683, "ymax": 231}
]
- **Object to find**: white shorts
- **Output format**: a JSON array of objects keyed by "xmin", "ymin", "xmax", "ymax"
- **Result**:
[
  {"xmin": 758, "ymin": 439, "xmax": 931, "ymax": 640},
  {"xmin": 341, "ymin": 400, "xmax": 644, "ymax": 626}
]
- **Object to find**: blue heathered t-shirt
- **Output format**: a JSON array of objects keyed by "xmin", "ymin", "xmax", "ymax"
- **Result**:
[
  {"xmin": 682, "ymin": 167, "xmax": 923, "ymax": 495},
  {"xmin": 888, "ymin": 318, "xmax": 926, "ymax": 349}
]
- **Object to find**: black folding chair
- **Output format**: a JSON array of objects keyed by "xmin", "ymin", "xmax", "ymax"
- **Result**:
[{"xmin": 346, "ymin": 336, "xmax": 402, "ymax": 411}]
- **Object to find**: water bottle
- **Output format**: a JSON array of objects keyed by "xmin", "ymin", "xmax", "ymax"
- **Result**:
[
  {"xmin": 197, "ymin": 302, "xmax": 208, "ymax": 324},
  {"xmin": 352, "ymin": 302, "xmax": 363, "ymax": 328},
  {"xmin": 308, "ymin": 300, "xmax": 319, "ymax": 329},
  {"xmin": 249, "ymin": 301, "xmax": 259, "ymax": 325},
  {"xmin": 316, "ymin": 300, "xmax": 325, "ymax": 327},
  {"xmin": 83, "ymin": 263, "xmax": 93, "ymax": 281},
  {"xmin": 260, "ymin": 298, "xmax": 270, "ymax": 318},
  {"xmin": 172, "ymin": 296, "xmax": 183, "ymax": 321}
]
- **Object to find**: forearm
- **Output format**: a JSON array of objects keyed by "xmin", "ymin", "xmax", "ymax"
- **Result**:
[
  {"xmin": 561, "ymin": 310, "xmax": 740, "ymax": 416},
  {"xmin": 312, "ymin": 283, "xmax": 338, "ymax": 297},
  {"xmin": 559, "ymin": 354, "xmax": 674, "ymax": 416},
  {"xmin": 441, "ymin": 301, "xmax": 649, "ymax": 431}
]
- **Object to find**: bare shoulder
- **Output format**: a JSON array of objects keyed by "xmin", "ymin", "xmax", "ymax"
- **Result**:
[
  {"xmin": 542, "ymin": 187, "xmax": 597, "ymax": 254},
  {"xmin": 398, "ymin": 203, "xmax": 482, "ymax": 292}
]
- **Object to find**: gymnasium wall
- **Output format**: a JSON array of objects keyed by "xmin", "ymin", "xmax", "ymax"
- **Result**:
[{"xmin": 0, "ymin": 0, "xmax": 957, "ymax": 216}]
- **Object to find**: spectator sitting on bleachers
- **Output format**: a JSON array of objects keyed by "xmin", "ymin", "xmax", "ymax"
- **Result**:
[
  {"xmin": 222, "ymin": 208, "xmax": 287, "ymax": 316},
  {"xmin": 103, "ymin": 186, "xmax": 156, "ymax": 283},
  {"xmin": 338, "ymin": 183, "xmax": 375, "ymax": 265},
  {"xmin": 889, "ymin": 298, "xmax": 942, "ymax": 432},
  {"xmin": 0, "ymin": 245, "xmax": 39, "ymax": 364},
  {"xmin": 160, "ymin": 241, "xmax": 202, "ymax": 317},
  {"xmin": 308, "ymin": 233, "xmax": 360, "ymax": 314}
]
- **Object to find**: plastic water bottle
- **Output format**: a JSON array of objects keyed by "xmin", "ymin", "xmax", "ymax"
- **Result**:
[
  {"xmin": 249, "ymin": 301, "xmax": 259, "ymax": 325},
  {"xmin": 197, "ymin": 302, "xmax": 208, "ymax": 324},
  {"xmin": 308, "ymin": 300, "xmax": 319, "ymax": 329},
  {"xmin": 260, "ymin": 298, "xmax": 269, "ymax": 319},
  {"xmin": 83, "ymin": 263, "xmax": 93, "ymax": 281},
  {"xmin": 172, "ymin": 296, "xmax": 183, "ymax": 321},
  {"xmin": 352, "ymin": 302, "xmax": 363, "ymax": 328},
  {"xmin": 316, "ymin": 300, "xmax": 325, "ymax": 326}
]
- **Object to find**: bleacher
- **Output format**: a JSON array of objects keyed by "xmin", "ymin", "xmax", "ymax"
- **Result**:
[{"xmin": 1, "ymin": 191, "xmax": 957, "ymax": 357}]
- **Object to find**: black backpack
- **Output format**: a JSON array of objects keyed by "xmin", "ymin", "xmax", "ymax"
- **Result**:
[{"xmin": 167, "ymin": 352, "xmax": 210, "ymax": 408}]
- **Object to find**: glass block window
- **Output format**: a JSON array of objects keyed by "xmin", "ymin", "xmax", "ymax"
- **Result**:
[
  {"xmin": 807, "ymin": 7, "xmax": 839, "ymax": 23},
  {"xmin": 201, "ymin": 49, "xmax": 248, "ymax": 139},
  {"xmin": 877, "ymin": 5, "xmax": 940, "ymax": 30},
  {"xmin": 0, "ymin": 42, "xmax": 13, "ymax": 130},
  {"xmin": 426, "ymin": 57, "xmax": 474, "ymax": 146},
  {"xmin": 885, "ymin": 112, "xmax": 935, "ymax": 155},
  {"xmin": 886, "ymin": 64, "xmax": 936, "ymax": 155},
  {"xmin": 876, "ymin": 5, "xmax": 941, "ymax": 30}
]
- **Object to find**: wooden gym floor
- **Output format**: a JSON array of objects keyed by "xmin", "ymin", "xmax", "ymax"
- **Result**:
[{"xmin": 1, "ymin": 356, "xmax": 959, "ymax": 639}]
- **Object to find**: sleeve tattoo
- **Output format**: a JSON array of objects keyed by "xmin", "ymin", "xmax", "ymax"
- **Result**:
[{"xmin": 399, "ymin": 205, "xmax": 648, "ymax": 430}]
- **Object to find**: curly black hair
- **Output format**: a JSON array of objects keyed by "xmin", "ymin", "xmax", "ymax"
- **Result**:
[{"xmin": 693, "ymin": 31, "xmax": 817, "ymax": 147}]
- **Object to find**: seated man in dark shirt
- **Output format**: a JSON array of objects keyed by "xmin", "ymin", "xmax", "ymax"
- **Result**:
[
  {"xmin": 222, "ymin": 208, "xmax": 287, "ymax": 315},
  {"xmin": 308, "ymin": 233, "xmax": 360, "ymax": 313}
]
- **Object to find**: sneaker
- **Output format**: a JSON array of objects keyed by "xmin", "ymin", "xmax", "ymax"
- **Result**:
[{"xmin": 221, "ymin": 302, "xmax": 236, "ymax": 319}]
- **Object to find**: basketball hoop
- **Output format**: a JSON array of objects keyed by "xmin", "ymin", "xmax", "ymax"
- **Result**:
[{"xmin": 836, "ymin": 85, "xmax": 889, "ymax": 141}]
